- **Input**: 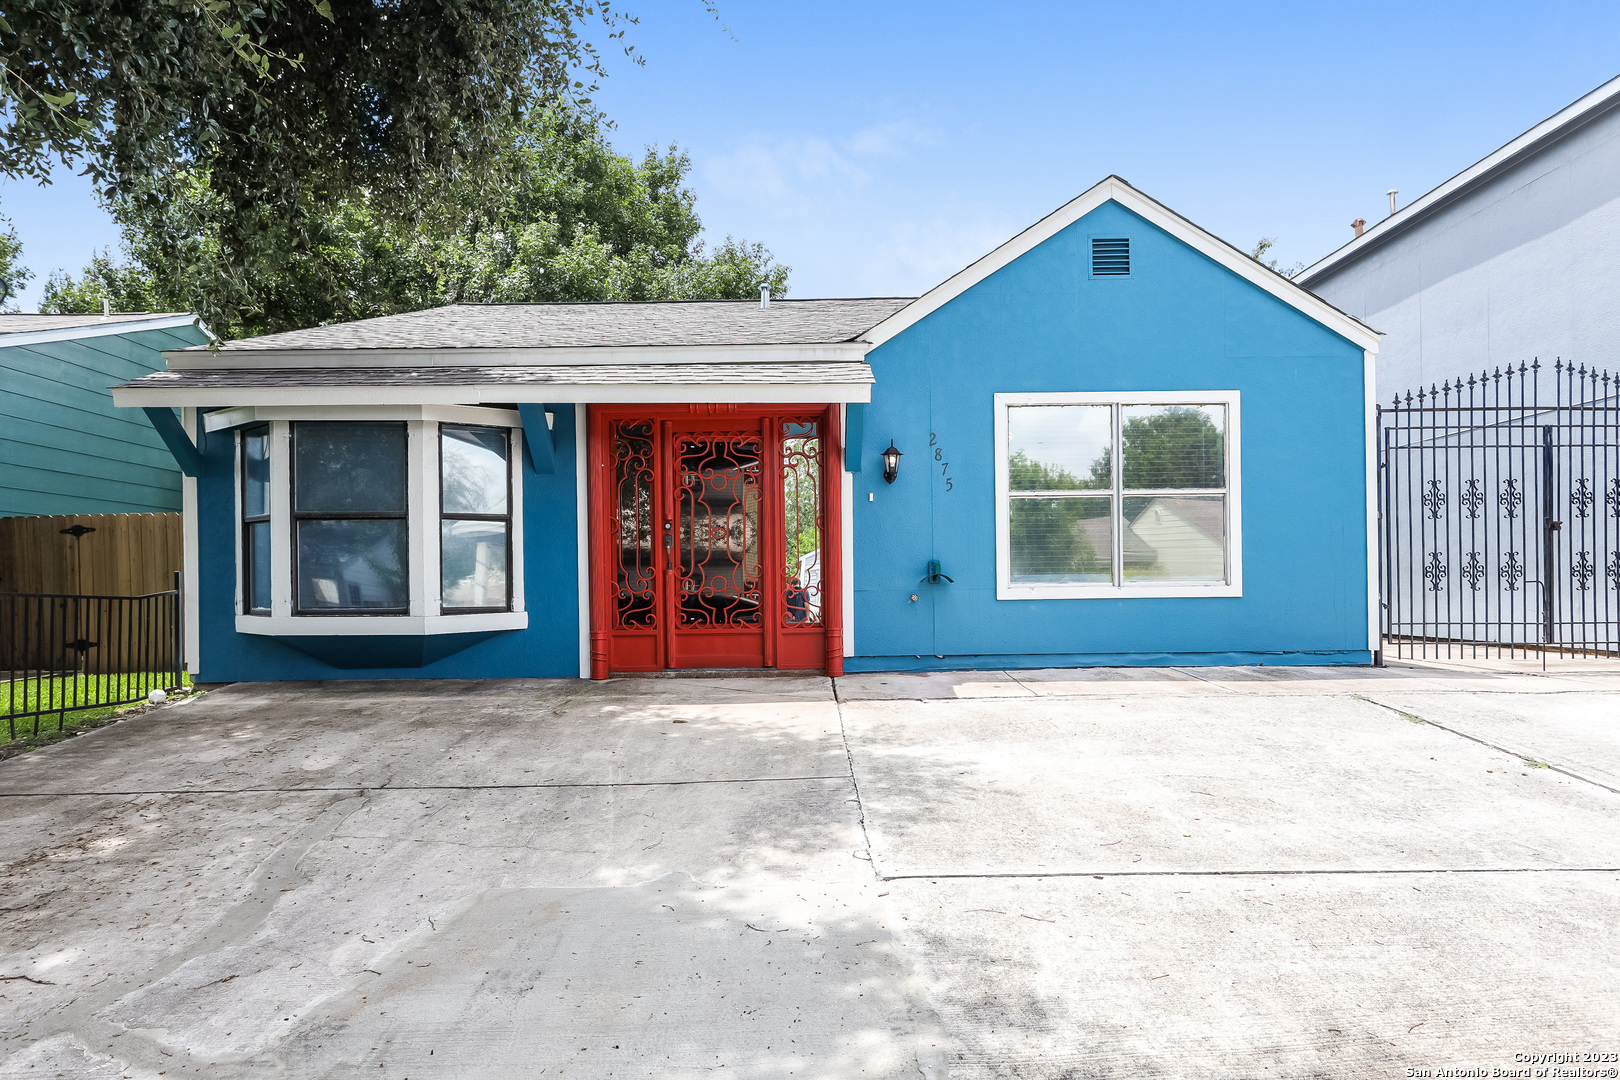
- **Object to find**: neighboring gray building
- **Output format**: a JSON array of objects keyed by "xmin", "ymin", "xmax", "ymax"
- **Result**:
[{"xmin": 1298, "ymin": 75, "xmax": 1620, "ymax": 398}]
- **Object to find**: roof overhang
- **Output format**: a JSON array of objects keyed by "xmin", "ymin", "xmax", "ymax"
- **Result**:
[
  {"xmin": 861, "ymin": 175, "xmax": 1380, "ymax": 353},
  {"xmin": 161, "ymin": 341, "xmax": 871, "ymax": 369},
  {"xmin": 111, "ymin": 361, "xmax": 876, "ymax": 408},
  {"xmin": 1296, "ymin": 73, "xmax": 1620, "ymax": 286},
  {"xmin": 2, "ymin": 313, "xmax": 206, "ymax": 349}
]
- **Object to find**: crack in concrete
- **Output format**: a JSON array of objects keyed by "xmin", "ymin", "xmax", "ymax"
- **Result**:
[
  {"xmin": 0, "ymin": 775, "xmax": 852, "ymax": 799},
  {"xmin": 1353, "ymin": 695, "xmax": 1620, "ymax": 795},
  {"xmin": 4, "ymin": 795, "xmax": 366, "ymax": 1075},
  {"xmin": 831, "ymin": 678, "xmax": 883, "ymax": 882}
]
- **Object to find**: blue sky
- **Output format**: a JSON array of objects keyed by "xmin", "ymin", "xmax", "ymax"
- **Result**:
[{"xmin": 4, "ymin": 0, "xmax": 1619, "ymax": 311}]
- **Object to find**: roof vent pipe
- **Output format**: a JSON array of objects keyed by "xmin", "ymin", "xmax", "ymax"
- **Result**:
[
  {"xmin": 759, "ymin": 285, "xmax": 771, "ymax": 309},
  {"xmin": 1387, "ymin": 189, "xmax": 1399, "ymax": 216},
  {"xmin": 1352, "ymin": 218, "xmax": 1366, "ymax": 238},
  {"xmin": 102, "ymin": 298, "xmax": 110, "ymax": 317}
]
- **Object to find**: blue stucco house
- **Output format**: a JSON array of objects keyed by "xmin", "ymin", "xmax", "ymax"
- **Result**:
[
  {"xmin": 1, "ymin": 312, "xmax": 210, "ymax": 516},
  {"xmin": 112, "ymin": 177, "xmax": 1381, "ymax": 681}
]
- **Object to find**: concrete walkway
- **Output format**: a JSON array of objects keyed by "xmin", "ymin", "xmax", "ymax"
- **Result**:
[{"xmin": 0, "ymin": 661, "xmax": 1616, "ymax": 1078}]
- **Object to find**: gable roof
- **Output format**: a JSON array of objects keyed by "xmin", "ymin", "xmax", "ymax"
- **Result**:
[
  {"xmin": 859, "ymin": 175, "xmax": 1380, "ymax": 352},
  {"xmin": 181, "ymin": 298, "xmax": 912, "ymax": 359},
  {"xmin": 1296, "ymin": 73, "xmax": 1620, "ymax": 287}
]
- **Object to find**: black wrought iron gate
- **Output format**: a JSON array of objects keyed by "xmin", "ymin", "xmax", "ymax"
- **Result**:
[{"xmin": 1378, "ymin": 359, "xmax": 1620, "ymax": 660}]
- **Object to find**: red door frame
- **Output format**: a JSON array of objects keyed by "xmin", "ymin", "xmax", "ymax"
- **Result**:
[{"xmin": 587, "ymin": 403, "xmax": 843, "ymax": 679}]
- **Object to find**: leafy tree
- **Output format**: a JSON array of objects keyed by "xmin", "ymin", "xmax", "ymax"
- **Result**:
[
  {"xmin": 41, "ymin": 105, "xmax": 790, "ymax": 336},
  {"xmin": 2, "ymin": 0, "xmax": 639, "ymax": 326},
  {"xmin": 1007, "ymin": 451, "xmax": 1105, "ymax": 579},
  {"xmin": 1119, "ymin": 407, "xmax": 1223, "ymax": 489},
  {"xmin": 1249, "ymin": 237, "xmax": 1304, "ymax": 280},
  {"xmin": 0, "ymin": 212, "xmax": 29, "ymax": 310},
  {"xmin": 39, "ymin": 249, "xmax": 168, "ymax": 313}
]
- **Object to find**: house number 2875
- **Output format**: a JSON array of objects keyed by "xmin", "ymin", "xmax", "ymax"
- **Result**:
[{"xmin": 929, "ymin": 432, "xmax": 953, "ymax": 492}]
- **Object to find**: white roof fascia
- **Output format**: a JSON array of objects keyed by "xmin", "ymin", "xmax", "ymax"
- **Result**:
[
  {"xmin": 862, "ymin": 176, "xmax": 1379, "ymax": 353},
  {"xmin": 112, "ymin": 380, "xmax": 875, "ymax": 409},
  {"xmin": 161, "ymin": 341, "xmax": 871, "ymax": 369},
  {"xmin": 1297, "ymin": 73, "xmax": 1620, "ymax": 286},
  {"xmin": 0, "ymin": 313, "xmax": 206, "ymax": 350}
]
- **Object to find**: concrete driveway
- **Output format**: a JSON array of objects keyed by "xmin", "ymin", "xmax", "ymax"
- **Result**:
[{"xmin": 1, "ymin": 661, "xmax": 1617, "ymax": 1078}]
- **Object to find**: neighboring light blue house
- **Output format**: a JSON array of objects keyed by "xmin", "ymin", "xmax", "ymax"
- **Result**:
[
  {"xmin": 1297, "ymin": 73, "xmax": 1620, "ymax": 396},
  {"xmin": 1, "ymin": 313, "xmax": 211, "ymax": 516},
  {"xmin": 113, "ymin": 177, "xmax": 1381, "ymax": 680}
]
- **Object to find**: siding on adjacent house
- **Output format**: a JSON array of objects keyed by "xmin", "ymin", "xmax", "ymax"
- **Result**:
[{"xmin": 0, "ymin": 323, "xmax": 211, "ymax": 517}]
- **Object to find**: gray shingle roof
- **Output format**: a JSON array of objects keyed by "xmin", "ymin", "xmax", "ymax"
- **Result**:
[
  {"xmin": 116, "ymin": 361, "xmax": 875, "ymax": 392},
  {"xmin": 0, "ymin": 312, "xmax": 191, "ymax": 335},
  {"xmin": 201, "ymin": 299, "xmax": 914, "ymax": 353}
]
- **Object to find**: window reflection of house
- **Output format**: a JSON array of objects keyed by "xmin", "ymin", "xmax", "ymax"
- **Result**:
[{"xmin": 1126, "ymin": 497, "xmax": 1225, "ymax": 582}]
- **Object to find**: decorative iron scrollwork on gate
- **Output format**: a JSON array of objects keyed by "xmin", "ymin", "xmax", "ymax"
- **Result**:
[
  {"xmin": 1379, "ymin": 358, "xmax": 1619, "ymax": 659},
  {"xmin": 1501, "ymin": 550, "xmax": 1524, "ymax": 592},
  {"xmin": 1572, "ymin": 550, "xmax": 1595, "ymax": 592},
  {"xmin": 1500, "ymin": 478, "xmax": 1522, "ymax": 519},
  {"xmin": 1422, "ymin": 479, "xmax": 1445, "ymax": 519},
  {"xmin": 1572, "ymin": 477, "xmax": 1594, "ymax": 519},
  {"xmin": 1423, "ymin": 551, "xmax": 1447, "ymax": 591}
]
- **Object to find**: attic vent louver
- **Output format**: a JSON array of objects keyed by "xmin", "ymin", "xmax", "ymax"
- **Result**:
[{"xmin": 1091, "ymin": 237, "xmax": 1130, "ymax": 276}]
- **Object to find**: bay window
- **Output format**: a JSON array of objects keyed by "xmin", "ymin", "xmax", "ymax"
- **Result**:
[
  {"xmin": 232, "ymin": 407, "xmax": 527, "ymax": 636},
  {"xmin": 995, "ymin": 392, "xmax": 1241, "ymax": 599},
  {"xmin": 241, "ymin": 424, "xmax": 271, "ymax": 615},
  {"xmin": 292, "ymin": 422, "xmax": 410, "ymax": 613},
  {"xmin": 439, "ymin": 425, "xmax": 511, "ymax": 613}
]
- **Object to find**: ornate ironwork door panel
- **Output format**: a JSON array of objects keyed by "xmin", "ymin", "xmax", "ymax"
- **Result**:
[
  {"xmin": 667, "ymin": 427, "xmax": 768, "ymax": 668},
  {"xmin": 1379, "ymin": 361, "xmax": 1619, "ymax": 660},
  {"xmin": 588, "ymin": 406, "xmax": 842, "ymax": 676}
]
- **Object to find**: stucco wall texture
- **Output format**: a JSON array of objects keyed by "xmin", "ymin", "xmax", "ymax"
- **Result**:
[
  {"xmin": 848, "ymin": 200, "xmax": 1373, "ymax": 669},
  {"xmin": 1306, "ymin": 105, "xmax": 1620, "ymax": 399}
]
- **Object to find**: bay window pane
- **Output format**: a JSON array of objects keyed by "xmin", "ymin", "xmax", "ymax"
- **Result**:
[
  {"xmin": 296, "ymin": 519, "xmax": 408, "ymax": 609},
  {"xmin": 1009, "ymin": 496, "xmax": 1112, "ymax": 583},
  {"xmin": 1120, "ymin": 405, "xmax": 1225, "ymax": 489},
  {"xmin": 1123, "ymin": 496, "xmax": 1226, "ymax": 582},
  {"xmin": 243, "ymin": 428, "xmax": 269, "ymax": 517},
  {"xmin": 442, "ymin": 426, "xmax": 509, "ymax": 515},
  {"xmin": 294, "ymin": 423, "xmax": 407, "ymax": 513},
  {"xmin": 1007, "ymin": 405, "xmax": 1112, "ymax": 491},
  {"xmin": 247, "ymin": 522, "xmax": 271, "ymax": 611},
  {"xmin": 442, "ymin": 520, "xmax": 509, "ymax": 609}
]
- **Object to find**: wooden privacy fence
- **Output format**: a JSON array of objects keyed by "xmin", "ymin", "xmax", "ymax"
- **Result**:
[
  {"xmin": 0, "ymin": 513, "xmax": 184, "ymax": 678},
  {"xmin": 0, "ymin": 513, "xmax": 182, "ymax": 595}
]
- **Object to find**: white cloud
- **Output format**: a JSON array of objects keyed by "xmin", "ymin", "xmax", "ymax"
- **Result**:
[{"xmin": 856, "ymin": 213, "xmax": 1023, "ymax": 296}]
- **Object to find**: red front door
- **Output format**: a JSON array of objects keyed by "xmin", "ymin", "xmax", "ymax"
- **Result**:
[{"xmin": 587, "ymin": 405, "xmax": 843, "ymax": 677}]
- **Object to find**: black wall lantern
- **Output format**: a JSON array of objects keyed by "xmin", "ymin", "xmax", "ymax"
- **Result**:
[{"xmin": 881, "ymin": 441, "xmax": 903, "ymax": 484}]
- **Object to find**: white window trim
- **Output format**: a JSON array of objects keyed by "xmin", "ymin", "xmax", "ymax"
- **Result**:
[
  {"xmin": 994, "ymin": 390, "xmax": 1243, "ymax": 600},
  {"xmin": 233, "ymin": 414, "xmax": 528, "ymax": 637}
]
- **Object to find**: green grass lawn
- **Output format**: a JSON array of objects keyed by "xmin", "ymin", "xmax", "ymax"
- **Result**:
[{"xmin": 3, "ymin": 671, "xmax": 194, "ymax": 749}]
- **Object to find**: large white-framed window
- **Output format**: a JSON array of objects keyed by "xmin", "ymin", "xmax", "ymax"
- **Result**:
[
  {"xmin": 231, "ymin": 405, "xmax": 527, "ymax": 636},
  {"xmin": 994, "ymin": 391, "xmax": 1242, "ymax": 600}
]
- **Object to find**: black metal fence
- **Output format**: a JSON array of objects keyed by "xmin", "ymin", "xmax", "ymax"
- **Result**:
[
  {"xmin": 1, "ymin": 572, "xmax": 184, "ymax": 738},
  {"xmin": 1378, "ymin": 359, "xmax": 1619, "ymax": 660}
]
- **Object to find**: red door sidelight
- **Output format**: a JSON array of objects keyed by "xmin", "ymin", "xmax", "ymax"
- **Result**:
[{"xmin": 587, "ymin": 405, "xmax": 843, "ymax": 678}]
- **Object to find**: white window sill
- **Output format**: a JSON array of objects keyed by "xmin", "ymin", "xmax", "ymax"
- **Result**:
[
  {"xmin": 236, "ymin": 611, "xmax": 529, "ymax": 637},
  {"xmin": 997, "ymin": 583, "xmax": 1242, "ymax": 600}
]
